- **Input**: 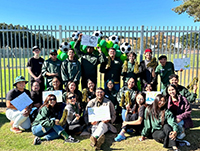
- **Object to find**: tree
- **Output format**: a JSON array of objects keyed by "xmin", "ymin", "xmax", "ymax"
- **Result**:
[{"xmin": 173, "ymin": 0, "xmax": 200, "ymax": 22}]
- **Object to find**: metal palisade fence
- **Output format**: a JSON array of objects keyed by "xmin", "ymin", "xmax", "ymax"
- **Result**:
[{"xmin": 0, "ymin": 25, "xmax": 200, "ymax": 102}]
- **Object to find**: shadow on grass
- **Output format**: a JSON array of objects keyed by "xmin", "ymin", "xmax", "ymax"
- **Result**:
[{"xmin": 0, "ymin": 112, "xmax": 9, "ymax": 128}]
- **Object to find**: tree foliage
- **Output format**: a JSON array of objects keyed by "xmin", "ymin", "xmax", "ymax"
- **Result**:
[
  {"xmin": 180, "ymin": 32, "xmax": 200, "ymax": 48},
  {"xmin": 173, "ymin": 0, "xmax": 200, "ymax": 22},
  {"xmin": 0, "ymin": 23, "xmax": 59, "ymax": 48}
]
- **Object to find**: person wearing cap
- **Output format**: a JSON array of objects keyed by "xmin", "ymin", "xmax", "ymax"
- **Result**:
[
  {"xmin": 74, "ymin": 33, "xmax": 106, "ymax": 89},
  {"xmin": 84, "ymin": 87, "xmax": 117, "ymax": 150},
  {"xmin": 41, "ymin": 49, "xmax": 62, "ymax": 89},
  {"xmin": 6, "ymin": 76, "xmax": 32, "ymax": 133},
  {"xmin": 162, "ymin": 74, "xmax": 197, "ymax": 103},
  {"xmin": 121, "ymin": 51, "xmax": 138, "ymax": 85},
  {"xmin": 100, "ymin": 47, "xmax": 123, "ymax": 91},
  {"xmin": 61, "ymin": 48, "xmax": 81, "ymax": 87},
  {"xmin": 139, "ymin": 48, "xmax": 158, "ymax": 91},
  {"xmin": 155, "ymin": 55, "xmax": 175, "ymax": 91},
  {"xmin": 27, "ymin": 46, "xmax": 44, "ymax": 91}
]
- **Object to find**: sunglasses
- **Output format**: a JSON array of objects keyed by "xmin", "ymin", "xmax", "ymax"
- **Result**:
[
  {"xmin": 49, "ymin": 98, "xmax": 56, "ymax": 101},
  {"xmin": 50, "ymin": 53, "xmax": 57, "ymax": 56},
  {"xmin": 68, "ymin": 95, "xmax": 76, "ymax": 99}
]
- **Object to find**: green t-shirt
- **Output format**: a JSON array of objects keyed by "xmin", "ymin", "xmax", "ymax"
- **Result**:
[{"xmin": 155, "ymin": 62, "xmax": 175, "ymax": 89}]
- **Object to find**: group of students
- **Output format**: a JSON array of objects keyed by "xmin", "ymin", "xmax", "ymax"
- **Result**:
[{"xmin": 5, "ymin": 33, "xmax": 198, "ymax": 150}]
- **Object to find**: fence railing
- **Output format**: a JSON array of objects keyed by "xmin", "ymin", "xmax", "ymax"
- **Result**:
[{"xmin": 0, "ymin": 25, "xmax": 200, "ymax": 102}]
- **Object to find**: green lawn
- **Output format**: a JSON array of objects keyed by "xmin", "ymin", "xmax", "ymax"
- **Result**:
[{"xmin": 0, "ymin": 107, "xmax": 200, "ymax": 151}]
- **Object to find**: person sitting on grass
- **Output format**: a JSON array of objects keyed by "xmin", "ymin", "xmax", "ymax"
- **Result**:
[
  {"xmin": 64, "ymin": 92, "xmax": 83, "ymax": 135},
  {"xmin": 6, "ymin": 76, "xmax": 32, "ymax": 133},
  {"xmin": 166, "ymin": 84, "xmax": 193, "ymax": 139},
  {"xmin": 32, "ymin": 94, "xmax": 79, "ymax": 145},
  {"xmin": 84, "ymin": 88, "xmax": 117, "ymax": 150},
  {"xmin": 115, "ymin": 92, "xmax": 147, "ymax": 142},
  {"xmin": 139, "ymin": 94, "xmax": 179, "ymax": 151}
]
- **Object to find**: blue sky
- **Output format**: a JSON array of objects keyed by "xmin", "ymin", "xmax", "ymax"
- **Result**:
[{"xmin": 1, "ymin": 0, "xmax": 200, "ymax": 27}]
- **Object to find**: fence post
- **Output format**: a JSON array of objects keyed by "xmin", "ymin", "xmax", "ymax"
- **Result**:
[
  {"xmin": 140, "ymin": 25, "xmax": 144, "ymax": 62},
  {"xmin": 59, "ymin": 25, "xmax": 62, "ymax": 44}
]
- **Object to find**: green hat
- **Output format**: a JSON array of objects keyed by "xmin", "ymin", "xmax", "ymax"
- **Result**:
[{"xmin": 13, "ymin": 76, "xmax": 28, "ymax": 86}]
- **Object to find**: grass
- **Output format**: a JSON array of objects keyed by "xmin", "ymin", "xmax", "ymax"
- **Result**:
[{"xmin": 0, "ymin": 107, "xmax": 200, "ymax": 151}]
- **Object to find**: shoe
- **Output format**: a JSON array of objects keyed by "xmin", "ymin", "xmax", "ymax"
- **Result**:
[
  {"xmin": 90, "ymin": 136, "xmax": 97, "ymax": 147},
  {"xmin": 33, "ymin": 137, "xmax": 41, "ymax": 145},
  {"xmin": 65, "ymin": 135, "xmax": 80, "ymax": 143},
  {"xmin": 177, "ymin": 132, "xmax": 186, "ymax": 139},
  {"xmin": 114, "ymin": 134, "xmax": 126, "ymax": 142},
  {"xmin": 127, "ymin": 129, "xmax": 133, "ymax": 133},
  {"xmin": 10, "ymin": 127, "xmax": 22, "ymax": 134},
  {"xmin": 96, "ymin": 134, "xmax": 105, "ymax": 150}
]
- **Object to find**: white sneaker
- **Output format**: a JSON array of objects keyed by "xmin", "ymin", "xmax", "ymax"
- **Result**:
[{"xmin": 177, "ymin": 132, "xmax": 186, "ymax": 139}]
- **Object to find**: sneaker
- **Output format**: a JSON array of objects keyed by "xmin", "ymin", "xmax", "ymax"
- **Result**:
[
  {"xmin": 96, "ymin": 134, "xmax": 105, "ymax": 150},
  {"xmin": 114, "ymin": 134, "xmax": 126, "ymax": 142},
  {"xmin": 90, "ymin": 136, "xmax": 97, "ymax": 147},
  {"xmin": 10, "ymin": 127, "xmax": 22, "ymax": 134},
  {"xmin": 177, "ymin": 132, "xmax": 186, "ymax": 139},
  {"xmin": 33, "ymin": 137, "xmax": 41, "ymax": 145},
  {"xmin": 126, "ymin": 129, "xmax": 134, "ymax": 133},
  {"xmin": 65, "ymin": 135, "xmax": 80, "ymax": 143}
]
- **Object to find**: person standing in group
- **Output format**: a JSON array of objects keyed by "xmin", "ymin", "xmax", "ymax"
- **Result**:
[
  {"xmin": 155, "ymin": 55, "xmax": 175, "ymax": 92},
  {"xmin": 42, "ymin": 49, "xmax": 62, "ymax": 89},
  {"xmin": 100, "ymin": 47, "xmax": 123, "ymax": 91},
  {"xmin": 61, "ymin": 48, "xmax": 81, "ymax": 88},
  {"xmin": 6, "ymin": 76, "xmax": 32, "ymax": 133},
  {"xmin": 74, "ymin": 33, "xmax": 106, "ymax": 89},
  {"xmin": 27, "ymin": 46, "xmax": 44, "ymax": 91},
  {"xmin": 139, "ymin": 48, "xmax": 158, "ymax": 91},
  {"xmin": 121, "ymin": 51, "xmax": 138, "ymax": 86}
]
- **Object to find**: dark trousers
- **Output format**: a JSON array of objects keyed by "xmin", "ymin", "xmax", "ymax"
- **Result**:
[
  {"xmin": 152, "ymin": 124, "xmax": 176, "ymax": 148},
  {"xmin": 122, "ymin": 113, "xmax": 142, "ymax": 133}
]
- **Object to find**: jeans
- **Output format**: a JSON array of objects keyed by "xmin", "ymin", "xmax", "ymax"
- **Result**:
[
  {"xmin": 31, "ymin": 124, "xmax": 64, "ymax": 141},
  {"xmin": 6, "ymin": 109, "xmax": 31, "ymax": 129},
  {"xmin": 121, "ymin": 109, "xmax": 126, "ymax": 121},
  {"xmin": 178, "ymin": 120, "xmax": 184, "ymax": 133}
]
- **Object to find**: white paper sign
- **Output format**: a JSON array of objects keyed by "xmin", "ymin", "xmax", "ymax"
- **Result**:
[
  {"xmin": 42, "ymin": 90, "xmax": 62, "ymax": 103},
  {"xmin": 81, "ymin": 35, "xmax": 98, "ymax": 47},
  {"xmin": 146, "ymin": 91, "xmax": 161, "ymax": 104},
  {"xmin": 88, "ymin": 106, "xmax": 111, "ymax": 122},
  {"xmin": 11, "ymin": 92, "xmax": 33, "ymax": 111},
  {"xmin": 173, "ymin": 58, "xmax": 190, "ymax": 70}
]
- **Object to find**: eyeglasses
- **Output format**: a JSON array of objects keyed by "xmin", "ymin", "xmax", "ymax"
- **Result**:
[
  {"xmin": 49, "ymin": 98, "xmax": 56, "ymax": 101},
  {"xmin": 68, "ymin": 95, "xmax": 76, "ymax": 99},
  {"xmin": 50, "ymin": 53, "xmax": 57, "ymax": 56},
  {"xmin": 34, "ymin": 49, "xmax": 40, "ymax": 52}
]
